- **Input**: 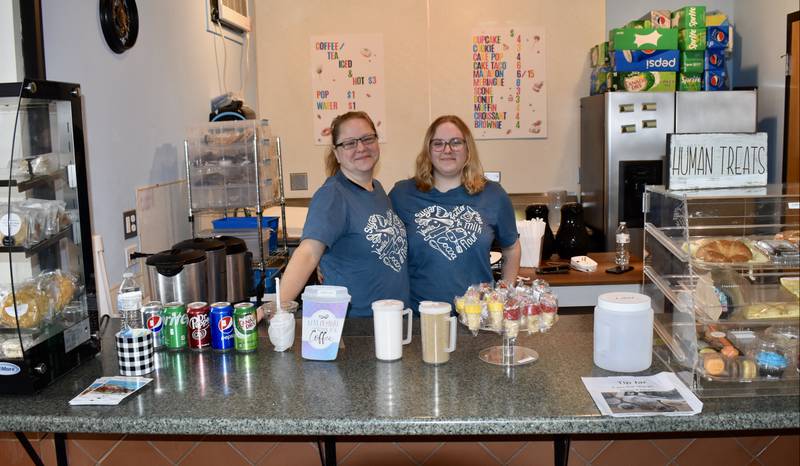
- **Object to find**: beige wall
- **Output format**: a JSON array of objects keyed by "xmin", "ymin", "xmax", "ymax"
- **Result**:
[{"xmin": 255, "ymin": 0, "xmax": 605, "ymax": 196}]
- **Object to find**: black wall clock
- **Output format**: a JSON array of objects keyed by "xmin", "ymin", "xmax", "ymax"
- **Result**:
[{"xmin": 99, "ymin": 0, "xmax": 139, "ymax": 54}]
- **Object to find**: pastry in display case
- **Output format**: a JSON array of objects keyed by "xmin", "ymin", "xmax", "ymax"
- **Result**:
[
  {"xmin": 0, "ymin": 79, "xmax": 99, "ymax": 394},
  {"xmin": 642, "ymin": 185, "xmax": 799, "ymax": 397}
]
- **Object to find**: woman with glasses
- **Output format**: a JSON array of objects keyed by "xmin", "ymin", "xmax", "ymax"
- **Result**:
[
  {"xmin": 389, "ymin": 115, "xmax": 520, "ymax": 311},
  {"xmin": 270, "ymin": 111, "xmax": 409, "ymax": 318}
]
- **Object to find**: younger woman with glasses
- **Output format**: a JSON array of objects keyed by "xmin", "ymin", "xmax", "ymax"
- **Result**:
[
  {"xmin": 389, "ymin": 115, "xmax": 520, "ymax": 312},
  {"xmin": 269, "ymin": 111, "xmax": 409, "ymax": 318}
]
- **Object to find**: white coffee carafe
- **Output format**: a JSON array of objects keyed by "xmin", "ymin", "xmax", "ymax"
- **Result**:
[
  {"xmin": 593, "ymin": 292, "xmax": 653, "ymax": 372},
  {"xmin": 371, "ymin": 299, "xmax": 413, "ymax": 361}
]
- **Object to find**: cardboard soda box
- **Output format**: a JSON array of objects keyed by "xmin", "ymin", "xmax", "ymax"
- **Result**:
[
  {"xmin": 679, "ymin": 28, "xmax": 706, "ymax": 51},
  {"xmin": 610, "ymin": 28, "xmax": 679, "ymax": 50},
  {"xmin": 639, "ymin": 10, "xmax": 671, "ymax": 28},
  {"xmin": 590, "ymin": 67, "xmax": 610, "ymax": 95},
  {"xmin": 704, "ymin": 49, "xmax": 725, "ymax": 70},
  {"xmin": 706, "ymin": 11, "xmax": 729, "ymax": 26},
  {"xmin": 590, "ymin": 42, "xmax": 610, "ymax": 68},
  {"xmin": 704, "ymin": 70, "xmax": 727, "ymax": 91},
  {"xmin": 680, "ymin": 51, "xmax": 704, "ymax": 73},
  {"xmin": 678, "ymin": 73, "xmax": 702, "ymax": 91},
  {"xmin": 611, "ymin": 50, "xmax": 679, "ymax": 72},
  {"xmin": 707, "ymin": 26, "xmax": 729, "ymax": 50},
  {"xmin": 671, "ymin": 6, "xmax": 706, "ymax": 29},
  {"xmin": 611, "ymin": 72, "xmax": 677, "ymax": 92}
]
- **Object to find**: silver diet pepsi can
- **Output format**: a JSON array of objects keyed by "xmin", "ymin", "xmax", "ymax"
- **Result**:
[{"xmin": 141, "ymin": 301, "xmax": 164, "ymax": 349}]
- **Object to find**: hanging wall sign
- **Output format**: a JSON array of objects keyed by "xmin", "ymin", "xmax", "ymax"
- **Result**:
[
  {"xmin": 471, "ymin": 26, "xmax": 547, "ymax": 139},
  {"xmin": 310, "ymin": 34, "xmax": 387, "ymax": 145},
  {"xmin": 666, "ymin": 133, "xmax": 769, "ymax": 190}
]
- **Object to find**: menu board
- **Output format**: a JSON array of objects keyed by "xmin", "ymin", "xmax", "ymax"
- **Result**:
[
  {"xmin": 471, "ymin": 27, "xmax": 547, "ymax": 139},
  {"xmin": 310, "ymin": 34, "xmax": 387, "ymax": 145}
]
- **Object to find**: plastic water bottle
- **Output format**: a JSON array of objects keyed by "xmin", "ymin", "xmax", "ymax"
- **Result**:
[
  {"xmin": 118, "ymin": 272, "xmax": 143, "ymax": 332},
  {"xmin": 615, "ymin": 222, "xmax": 630, "ymax": 268}
]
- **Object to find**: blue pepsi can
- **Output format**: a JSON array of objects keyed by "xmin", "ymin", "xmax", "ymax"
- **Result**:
[{"xmin": 210, "ymin": 302, "xmax": 234, "ymax": 351}]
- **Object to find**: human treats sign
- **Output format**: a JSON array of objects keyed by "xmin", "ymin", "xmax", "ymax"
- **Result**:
[
  {"xmin": 470, "ymin": 26, "xmax": 547, "ymax": 139},
  {"xmin": 666, "ymin": 133, "xmax": 768, "ymax": 190}
]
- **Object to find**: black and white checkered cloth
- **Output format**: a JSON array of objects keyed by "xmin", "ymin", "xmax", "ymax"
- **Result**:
[{"xmin": 116, "ymin": 329, "xmax": 154, "ymax": 376}]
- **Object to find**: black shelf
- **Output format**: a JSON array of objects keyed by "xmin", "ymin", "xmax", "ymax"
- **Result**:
[{"xmin": 0, "ymin": 226, "xmax": 72, "ymax": 257}]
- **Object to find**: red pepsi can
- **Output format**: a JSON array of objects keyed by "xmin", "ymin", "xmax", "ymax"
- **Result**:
[
  {"xmin": 141, "ymin": 301, "xmax": 164, "ymax": 349},
  {"xmin": 210, "ymin": 302, "xmax": 235, "ymax": 351},
  {"xmin": 187, "ymin": 302, "xmax": 211, "ymax": 351}
]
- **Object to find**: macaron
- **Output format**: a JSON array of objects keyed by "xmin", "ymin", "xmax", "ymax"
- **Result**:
[
  {"xmin": 740, "ymin": 359, "xmax": 757, "ymax": 380},
  {"xmin": 703, "ymin": 353, "xmax": 725, "ymax": 376}
]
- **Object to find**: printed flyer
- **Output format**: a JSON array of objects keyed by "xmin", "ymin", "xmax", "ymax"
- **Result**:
[
  {"xmin": 310, "ymin": 34, "xmax": 387, "ymax": 145},
  {"xmin": 471, "ymin": 27, "xmax": 547, "ymax": 139}
]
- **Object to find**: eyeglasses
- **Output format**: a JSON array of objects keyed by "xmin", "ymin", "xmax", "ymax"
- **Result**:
[
  {"xmin": 334, "ymin": 133, "xmax": 378, "ymax": 151},
  {"xmin": 430, "ymin": 138, "xmax": 465, "ymax": 153}
]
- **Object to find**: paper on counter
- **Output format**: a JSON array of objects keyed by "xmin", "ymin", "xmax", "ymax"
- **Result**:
[
  {"xmin": 69, "ymin": 376, "xmax": 152, "ymax": 406},
  {"xmin": 581, "ymin": 372, "xmax": 702, "ymax": 417},
  {"xmin": 516, "ymin": 218, "xmax": 545, "ymax": 268}
]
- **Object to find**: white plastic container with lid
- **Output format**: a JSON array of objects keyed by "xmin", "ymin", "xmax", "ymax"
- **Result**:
[
  {"xmin": 593, "ymin": 292, "xmax": 653, "ymax": 372},
  {"xmin": 300, "ymin": 285, "xmax": 351, "ymax": 361}
]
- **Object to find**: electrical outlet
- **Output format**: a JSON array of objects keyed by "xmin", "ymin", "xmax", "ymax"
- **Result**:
[
  {"xmin": 123, "ymin": 210, "xmax": 137, "ymax": 239},
  {"xmin": 124, "ymin": 244, "xmax": 137, "ymax": 269}
]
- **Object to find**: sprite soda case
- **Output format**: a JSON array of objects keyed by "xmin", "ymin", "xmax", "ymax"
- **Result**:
[
  {"xmin": 678, "ymin": 73, "xmax": 702, "ymax": 91},
  {"xmin": 610, "ymin": 28, "xmax": 678, "ymax": 51},
  {"xmin": 611, "ymin": 72, "xmax": 676, "ymax": 92},
  {"xmin": 233, "ymin": 303, "xmax": 258, "ymax": 352},
  {"xmin": 678, "ymin": 28, "xmax": 706, "ymax": 51},
  {"xmin": 163, "ymin": 302, "xmax": 188, "ymax": 350},
  {"xmin": 671, "ymin": 6, "xmax": 705, "ymax": 29},
  {"xmin": 680, "ymin": 51, "xmax": 704, "ymax": 73}
]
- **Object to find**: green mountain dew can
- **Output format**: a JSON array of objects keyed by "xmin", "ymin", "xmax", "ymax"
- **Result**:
[
  {"xmin": 163, "ymin": 302, "xmax": 188, "ymax": 350},
  {"xmin": 233, "ymin": 303, "xmax": 258, "ymax": 352}
]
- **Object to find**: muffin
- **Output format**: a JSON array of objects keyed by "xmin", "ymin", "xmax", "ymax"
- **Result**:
[{"xmin": 755, "ymin": 340, "xmax": 788, "ymax": 378}]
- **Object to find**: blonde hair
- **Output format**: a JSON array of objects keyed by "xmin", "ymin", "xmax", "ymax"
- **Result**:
[
  {"xmin": 414, "ymin": 115, "xmax": 486, "ymax": 195},
  {"xmin": 324, "ymin": 111, "xmax": 378, "ymax": 177}
]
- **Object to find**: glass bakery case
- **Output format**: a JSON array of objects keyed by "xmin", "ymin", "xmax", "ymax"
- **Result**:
[
  {"xmin": 0, "ymin": 80, "xmax": 99, "ymax": 394},
  {"xmin": 643, "ymin": 185, "xmax": 799, "ymax": 397}
]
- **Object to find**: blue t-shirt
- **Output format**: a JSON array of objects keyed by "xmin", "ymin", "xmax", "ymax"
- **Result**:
[
  {"xmin": 389, "ymin": 179, "xmax": 518, "ymax": 311},
  {"xmin": 302, "ymin": 171, "xmax": 409, "ymax": 317}
]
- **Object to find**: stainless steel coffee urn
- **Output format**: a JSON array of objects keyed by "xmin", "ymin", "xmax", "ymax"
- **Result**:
[
  {"xmin": 172, "ymin": 237, "xmax": 227, "ymax": 303},
  {"xmin": 217, "ymin": 236, "xmax": 253, "ymax": 303},
  {"xmin": 145, "ymin": 249, "xmax": 207, "ymax": 304}
]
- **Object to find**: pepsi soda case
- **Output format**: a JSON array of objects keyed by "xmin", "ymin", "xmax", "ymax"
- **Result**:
[
  {"xmin": 704, "ymin": 70, "xmax": 727, "ymax": 91},
  {"xmin": 704, "ymin": 50, "xmax": 725, "ymax": 70},
  {"xmin": 706, "ymin": 26, "xmax": 729, "ymax": 50},
  {"xmin": 141, "ymin": 301, "xmax": 164, "ymax": 349},
  {"xmin": 611, "ymin": 50, "xmax": 679, "ymax": 72},
  {"xmin": 210, "ymin": 302, "xmax": 235, "ymax": 351}
]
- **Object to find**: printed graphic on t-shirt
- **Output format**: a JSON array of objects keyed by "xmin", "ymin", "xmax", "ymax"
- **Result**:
[
  {"xmin": 414, "ymin": 205, "xmax": 483, "ymax": 260},
  {"xmin": 364, "ymin": 210, "xmax": 408, "ymax": 272}
]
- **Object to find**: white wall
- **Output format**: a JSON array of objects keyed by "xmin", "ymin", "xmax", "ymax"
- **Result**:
[
  {"xmin": 733, "ymin": 0, "xmax": 795, "ymax": 183},
  {"xmin": 0, "ymin": 0, "xmax": 23, "ymax": 82},
  {"xmin": 255, "ymin": 0, "xmax": 605, "ymax": 196},
  {"xmin": 41, "ymin": 0, "xmax": 259, "ymax": 284}
]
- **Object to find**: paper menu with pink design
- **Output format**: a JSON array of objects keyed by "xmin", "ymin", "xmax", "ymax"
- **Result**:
[
  {"xmin": 310, "ymin": 34, "xmax": 387, "ymax": 145},
  {"xmin": 471, "ymin": 27, "xmax": 547, "ymax": 139}
]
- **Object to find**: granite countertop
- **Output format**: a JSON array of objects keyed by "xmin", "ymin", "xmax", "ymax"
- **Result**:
[{"xmin": 0, "ymin": 315, "xmax": 797, "ymax": 436}]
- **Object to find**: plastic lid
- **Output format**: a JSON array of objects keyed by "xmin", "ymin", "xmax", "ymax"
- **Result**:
[
  {"xmin": 173, "ymin": 237, "xmax": 225, "ymax": 252},
  {"xmin": 215, "ymin": 235, "xmax": 248, "ymax": 255},
  {"xmin": 418, "ymin": 301, "xmax": 452, "ymax": 315},
  {"xmin": 301, "ymin": 285, "xmax": 351, "ymax": 303},
  {"xmin": 371, "ymin": 299, "xmax": 404, "ymax": 312},
  {"xmin": 597, "ymin": 292, "xmax": 651, "ymax": 312}
]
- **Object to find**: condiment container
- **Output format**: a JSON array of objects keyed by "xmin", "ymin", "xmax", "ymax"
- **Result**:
[
  {"xmin": 301, "ymin": 285, "xmax": 350, "ymax": 361},
  {"xmin": 593, "ymin": 292, "xmax": 653, "ymax": 372}
]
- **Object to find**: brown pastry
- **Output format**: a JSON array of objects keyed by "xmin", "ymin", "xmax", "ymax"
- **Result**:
[
  {"xmin": 695, "ymin": 239, "xmax": 753, "ymax": 263},
  {"xmin": 0, "ymin": 284, "xmax": 47, "ymax": 328},
  {"xmin": 775, "ymin": 230, "xmax": 799, "ymax": 244}
]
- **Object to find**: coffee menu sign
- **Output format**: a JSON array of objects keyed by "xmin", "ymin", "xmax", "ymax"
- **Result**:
[{"xmin": 666, "ymin": 133, "xmax": 768, "ymax": 190}]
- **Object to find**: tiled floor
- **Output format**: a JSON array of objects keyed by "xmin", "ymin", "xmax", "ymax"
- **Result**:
[{"xmin": 0, "ymin": 432, "xmax": 798, "ymax": 465}]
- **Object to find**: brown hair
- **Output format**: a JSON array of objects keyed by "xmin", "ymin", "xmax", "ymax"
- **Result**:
[
  {"xmin": 414, "ymin": 115, "xmax": 486, "ymax": 194},
  {"xmin": 324, "ymin": 111, "xmax": 378, "ymax": 177}
]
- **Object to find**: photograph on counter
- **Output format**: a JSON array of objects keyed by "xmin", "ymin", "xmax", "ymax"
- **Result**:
[{"xmin": 602, "ymin": 390, "xmax": 693, "ymax": 414}]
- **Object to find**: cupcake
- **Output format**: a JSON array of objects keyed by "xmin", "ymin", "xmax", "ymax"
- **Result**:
[{"xmin": 755, "ymin": 340, "xmax": 788, "ymax": 378}]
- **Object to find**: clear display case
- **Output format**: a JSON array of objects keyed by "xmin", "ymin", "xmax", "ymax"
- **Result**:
[
  {"xmin": 184, "ymin": 120, "xmax": 288, "ymax": 293},
  {"xmin": 643, "ymin": 185, "xmax": 800, "ymax": 397},
  {"xmin": 0, "ymin": 79, "xmax": 99, "ymax": 394}
]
